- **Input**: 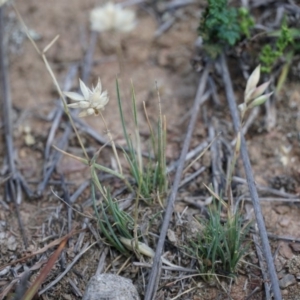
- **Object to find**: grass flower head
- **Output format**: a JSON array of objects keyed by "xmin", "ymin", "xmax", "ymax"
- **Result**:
[
  {"xmin": 244, "ymin": 65, "xmax": 271, "ymax": 104},
  {"xmin": 90, "ymin": 2, "xmax": 136, "ymax": 33},
  {"xmin": 239, "ymin": 65, "xmax": 273, "ymax": 118},
  {"xmin": 64, "ymin": 78, "xmax": 109, "ymax": 117}
]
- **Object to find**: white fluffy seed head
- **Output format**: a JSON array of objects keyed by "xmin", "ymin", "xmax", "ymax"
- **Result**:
[{"xmin": 90, "ymin": 2, "xmax": 136, "ymax": 33}]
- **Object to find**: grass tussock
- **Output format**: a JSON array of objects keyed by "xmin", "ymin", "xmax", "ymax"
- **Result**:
[{"xmin": 188, "ymin": 200, "xmax": 251, "ymax": 282}]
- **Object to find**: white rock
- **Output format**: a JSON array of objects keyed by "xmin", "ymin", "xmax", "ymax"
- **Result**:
[{"xmin": 83, "ymin": 274, "xmax": 140, "ymax": 300}]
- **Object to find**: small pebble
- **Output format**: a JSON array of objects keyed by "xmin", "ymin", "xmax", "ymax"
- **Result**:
[
  {"xmin": 167, "ymin": 229, "xmax": 177, "ymax": 244},
  {"xmin": 279, "ymin": 217, "xmax": 290, "ymax": 227},
  {"xmin": 290, "ymin": 243, "xmax": 300, "ymax": 252},
  {"xmin": 279, "ymin": 274, "xmax": 296, "ymax": 289},
  {"xmin": 279, "ymin": 242, "xmax": 294, "ymax": 259}
]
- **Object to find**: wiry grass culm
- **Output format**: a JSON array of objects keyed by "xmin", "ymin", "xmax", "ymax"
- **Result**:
[
  {"xmin": 219, "ymin": 53, "xmax": 282, "ymax": 300},
  {"xmin": 116, "ymin": 80, "xmax": 167, "ymax": 203}
]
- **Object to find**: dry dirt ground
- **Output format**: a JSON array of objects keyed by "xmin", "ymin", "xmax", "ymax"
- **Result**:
[{"xmin": 1, "ymin": 0, "xmax": 300, "ymax": 299}]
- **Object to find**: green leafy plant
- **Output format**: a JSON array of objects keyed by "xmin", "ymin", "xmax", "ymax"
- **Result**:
[
  {"xmin": 199, "ymin": 0, "xmax": 254, "ymax": 56},
  {"xmin": 259, "ymin": 19, "xmax": 294, "ymax": 73},
  {"xmin": 199, "ymin": 0, "xmax": 240, "ymax": 47},
  {"xmin": 238, "ymin": 7, "xmax": 255, "ymax": 39}
]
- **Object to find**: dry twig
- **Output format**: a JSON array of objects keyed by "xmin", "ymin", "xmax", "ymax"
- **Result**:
[
  {"xmin": 0, "ymin": 5, "xmax": 28, "ymax": 248},
  {"xmin": 233, "ymin": 176, "xmax": 298, "ymax": 198},
  {"xmin": 167, "ymin": 140, "xmax": 209, "ymax": 173},
  {"xmin": 253, "ymin": 234, "xmax": 271, "ymax": 300}
]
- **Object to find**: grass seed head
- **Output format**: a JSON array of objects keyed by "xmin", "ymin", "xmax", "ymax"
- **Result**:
[
  {"xmin": 64, "ymin": 78, "xmax": 109, "ymax": 117},
  {"xmin": 245, "ymin": 65, "xmax": 261, "ymax": 100},
  {"xmin": 242, "ymin": 65, "xmax": 272, "ymax": 119},
  {"xmin": 90, "ymin": 2, "xmax": 136, "ymax": 33}
]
